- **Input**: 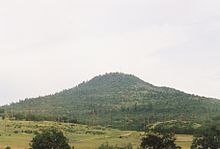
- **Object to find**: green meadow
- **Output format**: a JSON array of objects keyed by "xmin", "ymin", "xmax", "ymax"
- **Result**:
[{"xmin": 0, "ymin": 120, "xmax": 192, "ymax": 149}]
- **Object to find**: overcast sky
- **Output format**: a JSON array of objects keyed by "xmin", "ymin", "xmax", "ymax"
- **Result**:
[{"xmin": 1, "ymin": 0, "xmax": 220, "ymax": 105}]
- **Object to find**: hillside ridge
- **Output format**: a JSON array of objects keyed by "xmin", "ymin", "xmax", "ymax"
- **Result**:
[{"xmin": 1, "ymin": 72, "xmax": 220, "ymax": 130}]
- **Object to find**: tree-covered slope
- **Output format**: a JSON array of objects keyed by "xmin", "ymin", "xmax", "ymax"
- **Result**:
[{"xmin": 1, "ymin": 72, "xmax": 220, "ymax": 130}]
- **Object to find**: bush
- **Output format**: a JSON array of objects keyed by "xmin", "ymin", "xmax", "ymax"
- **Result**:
[
  {"xmin": 191, "ymin": 124, "xmax": 220, "ymax": 149},
  {"xmin": 24, "ymin": 130, "xmax": 33, "ymax": 134},
  {"xmin": 98, "ymin": 142, "xmax": 132, "ymax": 149},
  {"xmin": 146, "ymin": 120, "xmax": 200, "ymax": 134},
  {"xmin": 13, "ymin": 130, "xmax": 19, "ymax": 134},
  {"xmin": 141, "ymin": 132, "xmax": 181, "ymax": 149},
  {"xmin": 30, "ymin": 127, "xmax": 71, "ymax": 149},
  {"xmin": 85, "ymin": 130, "xmax": 105, "ymax": 135}
]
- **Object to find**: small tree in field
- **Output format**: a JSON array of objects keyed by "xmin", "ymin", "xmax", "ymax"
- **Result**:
[
  {"xmin": 191, "ymin": 124, "xmax": 220, "ymax": 149},
  {"xmin": 30, "ymin": 128, "xmax": 71, "ymax": 149},
  {"xmin": 141, "ymin": 132, "xmax": 181, "ymax": 149}
]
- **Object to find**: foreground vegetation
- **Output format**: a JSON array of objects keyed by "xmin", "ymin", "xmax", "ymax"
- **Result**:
[
  {"xmin": 0, "ymin": 119, "xmax": 141, "ymax": 149},
  {"xmin": 0, "ymin": 119, "xmax": 192, "ymax": 149}
]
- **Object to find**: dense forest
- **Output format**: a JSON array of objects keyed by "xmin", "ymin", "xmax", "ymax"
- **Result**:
[{"xmin": 1, "ymin": 73, "xmax": 220, "ymax": 130}]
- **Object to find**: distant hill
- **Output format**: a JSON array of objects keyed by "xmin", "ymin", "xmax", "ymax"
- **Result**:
[{"xmin": 1, "ymin": 72, "xmax": 220, "ymax": 130}]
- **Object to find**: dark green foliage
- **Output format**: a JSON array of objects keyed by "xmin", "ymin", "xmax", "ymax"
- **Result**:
[
  {"xmin": 0, "ymin": 109, "xmax": 4, "ymax": 114},
  {"xmin": 191, "ymin": 120, "xmax": 220, "ymax": 149},
  {"xmin": 147, "ymin": 120, "xmax": 200, "ymax": 134},
  {"xmin": 0, "ymin": 109, "xmax": 4, "ymax": 118},
  {"xmin": 141, "ymin": 132, "xmax": 181, "ymax": 149},
  {"xmin": 2, "ymin": 73, "xmax": 220, "ymax": 130},
  {"xmin": 30, "ymin": 128, "xmax": 71, "ymax": 149},
  {"xmin": 98, "ymin": 142, "xmax": 132, "ymax": 149}
]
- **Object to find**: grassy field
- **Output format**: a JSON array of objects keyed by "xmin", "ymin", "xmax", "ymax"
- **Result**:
[{"xmin": 0, "ymin": 119, "xmax": 193, "ymax": 149}]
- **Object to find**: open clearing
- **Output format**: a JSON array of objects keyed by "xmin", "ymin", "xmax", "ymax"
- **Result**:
[{"xmin": 0, "ymin": 120, "xmax": 192, "ymax": 149}]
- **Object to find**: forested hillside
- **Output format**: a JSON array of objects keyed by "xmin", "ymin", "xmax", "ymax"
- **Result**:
[{"xmin": 1, "ymin": 73, "xmax": 220, "ymax": 130}]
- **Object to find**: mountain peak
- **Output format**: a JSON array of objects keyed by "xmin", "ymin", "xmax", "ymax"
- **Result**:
[{"xmin": 77, "ymin": 72, "xmax": 153, "ymax": 90}]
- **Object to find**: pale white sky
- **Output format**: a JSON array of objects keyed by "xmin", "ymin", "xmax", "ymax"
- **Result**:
[{"xmin": 1, "ymin": 0, "xmax": 220, "ymax": 105}]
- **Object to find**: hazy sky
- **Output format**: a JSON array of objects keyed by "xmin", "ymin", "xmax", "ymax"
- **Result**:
[{"xmin": 1, "ymin": 0, "xmax": 220, "ymax": 105}]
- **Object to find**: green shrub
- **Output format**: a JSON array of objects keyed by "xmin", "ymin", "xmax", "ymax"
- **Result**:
[
  {"xmin": 141, "ymin": 132, "xmax": 181, "ymax": 149},
  {"xmin": 85, "ymin": 130, "xmax": 105, "ymax": 135},
  {"xmin": 191, "ymin": 123, "xmax": 220, "ymax": 149},
  {"xmin": 13, "ymin": 130, "xmax": 19, "ymax": 134},
  {"xmin": 30, "ymin": 127, "xmax": 71, "ymax": 149},
  {"xmin": 98, "ymin": 142, "xmax": 132, "ymax": 149}
]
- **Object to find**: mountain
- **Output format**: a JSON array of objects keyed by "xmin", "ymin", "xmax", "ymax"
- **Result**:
[{"xmin": 1, "ymin": 72, "xmax": 220, "ymax": 130}]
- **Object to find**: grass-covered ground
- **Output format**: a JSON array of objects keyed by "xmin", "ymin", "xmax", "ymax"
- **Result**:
[{"xmin": 0, "ymin": 119, "xmax": 192, "ymax": 149}]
